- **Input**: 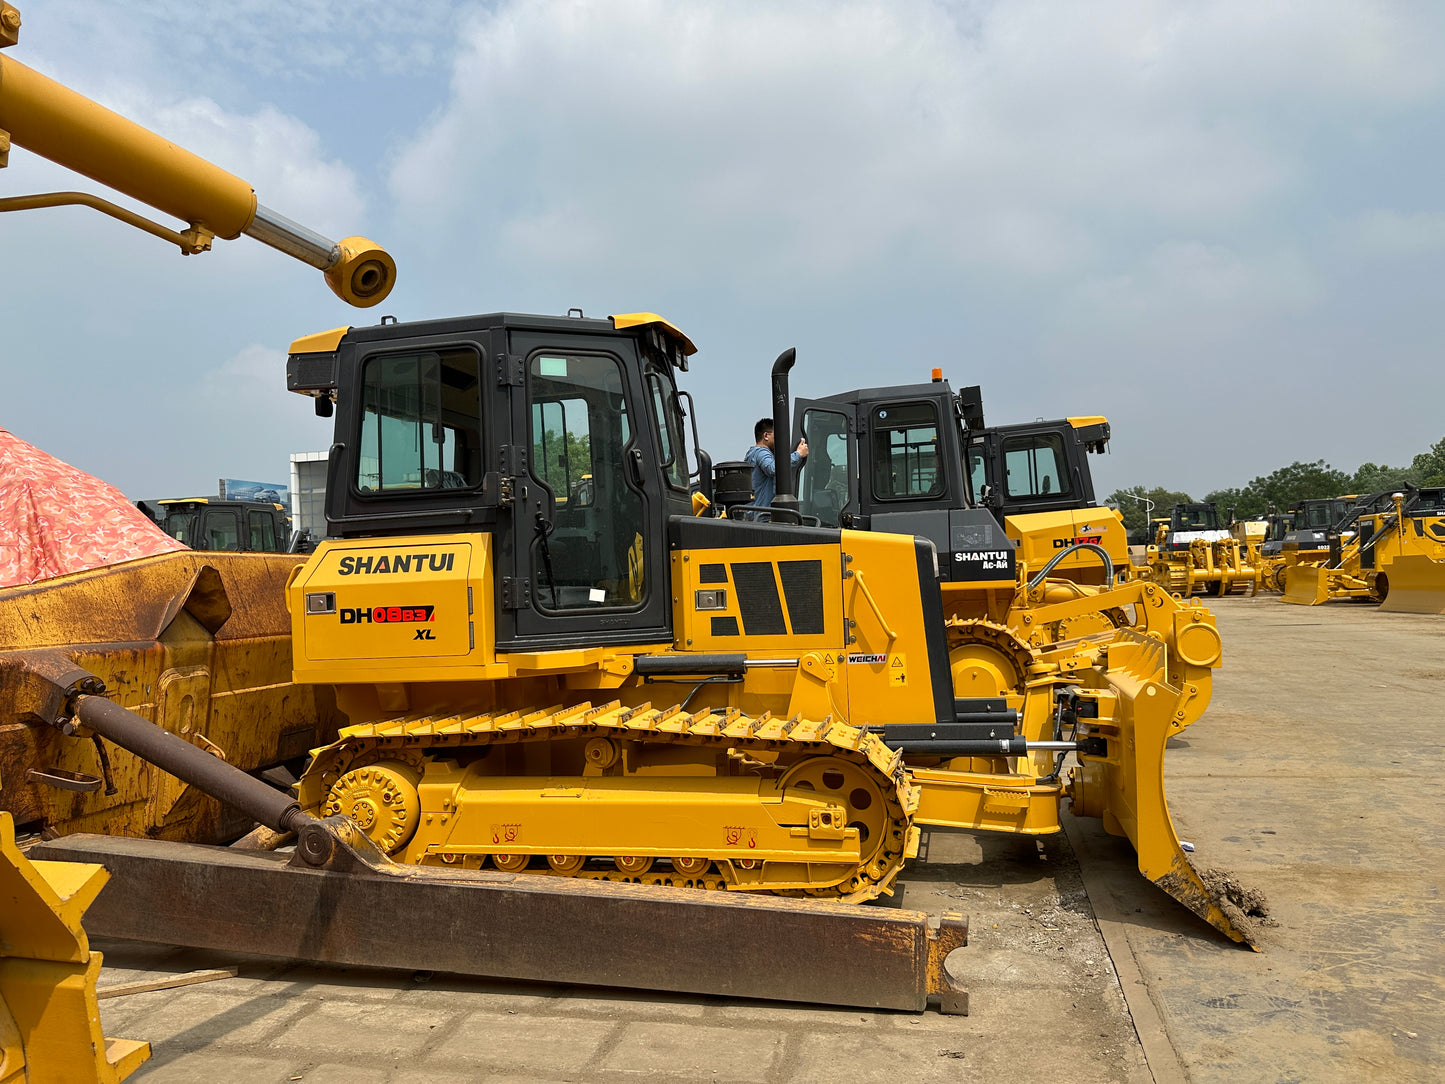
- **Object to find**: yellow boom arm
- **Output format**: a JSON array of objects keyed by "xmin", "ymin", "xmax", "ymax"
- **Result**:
[{"xmin": 0, "ymin": 3, "xmax": 393, "ymax": 307}]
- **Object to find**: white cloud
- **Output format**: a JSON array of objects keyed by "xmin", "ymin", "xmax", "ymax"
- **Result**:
[
  {"xmin": 1339, "ymin": 209, "xmax": 1445, "ymax": 257},
  {"xmin": 389, "ymin": 0, "xmax": 1443, "ymax": 292}
]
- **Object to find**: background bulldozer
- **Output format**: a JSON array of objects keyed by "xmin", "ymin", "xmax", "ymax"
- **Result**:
[
  {"xmin": 1146, "ymin": 503, "xmax": 1263, "ymax": 596},
  {"xmin": 1283, "ymin": 489, "xmax": 1445, "ymax": 611}
]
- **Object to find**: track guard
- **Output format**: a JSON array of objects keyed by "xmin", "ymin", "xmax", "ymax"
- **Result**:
[{"xmin": 1066, "ymin": 643, "xmax": 1258, "ymax": 948}]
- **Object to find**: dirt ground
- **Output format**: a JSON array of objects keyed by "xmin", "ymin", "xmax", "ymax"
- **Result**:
[
  {"xmin": 1092, "ymin": 592, "xmax": 1445, "ymax": 1082},
  {"xmin": 87, "ymin": 592, "xmax": 1443, "ymax": 1082}
]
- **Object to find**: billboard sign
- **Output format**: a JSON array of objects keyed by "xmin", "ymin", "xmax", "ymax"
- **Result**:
[{"xmin": 219, "ymin": 478, "xmax": 289, "ymax": 505}]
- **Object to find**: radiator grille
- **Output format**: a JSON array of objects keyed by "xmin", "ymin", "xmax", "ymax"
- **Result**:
[
  {"xmin": 730, "ymin": 562, "xmax": 786, "ymax": 636},
  {"xmin": 778, "ymin": 559, "xmax": 825, "ymax": 635}
]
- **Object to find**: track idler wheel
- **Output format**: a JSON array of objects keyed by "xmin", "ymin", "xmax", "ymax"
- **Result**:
[
  {"xmin": 780, "ymin": 756, "xmax": 889, "ymax": 881},
  {"xmin": 322, "ymin": 760, "xmax": 421, "ymax": 855},
  {"xmin": 672, "ymin": 856, "xmax": 711, "ymax": 876},
  {"xmin": 947, "ymin": 620, "xmax": 1034, "ymax": 697}
]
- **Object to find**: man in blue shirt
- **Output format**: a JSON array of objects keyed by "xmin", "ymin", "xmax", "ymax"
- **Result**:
[{"xmin": 743, "ymin": 417, "xmax": 807, "ymax": 518}]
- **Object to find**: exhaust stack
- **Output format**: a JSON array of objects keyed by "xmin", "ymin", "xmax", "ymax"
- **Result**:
[{"xmin": 769, "ymin": 348, "xmax": 799, "ymax": 519}]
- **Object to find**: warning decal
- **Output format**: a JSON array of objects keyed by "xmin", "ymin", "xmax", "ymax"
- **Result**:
[{"xmin": 888, "ymin": 653, "xmax": 908, "ymax": 687}]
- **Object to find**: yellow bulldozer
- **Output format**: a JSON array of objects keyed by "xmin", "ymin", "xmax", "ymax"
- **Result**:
[
  {"xmin": 0, "ymin": 1, "xmax": 1258, "ymax": 1045},
  {"xmin": 1266, "ymin": 495, "xmax": 1363, "ymax": 593},
  {"xmin": 1282, "ymin": 489, "xmax": 1445, "ymax": 611},
  {"xmin": 1146, "ymin": 503, "xmax": 1264, "ymax": 596}
]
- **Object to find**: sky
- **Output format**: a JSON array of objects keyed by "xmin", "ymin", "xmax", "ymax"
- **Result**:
[{"xmin": 3, "ymin": 0, "xmax": 1444, "ymax": 502}]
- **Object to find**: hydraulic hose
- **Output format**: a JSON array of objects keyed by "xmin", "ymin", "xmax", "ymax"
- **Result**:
[{"xmin": 1026, "ymin": 541, "xmax": 1116, "ymax": 591}]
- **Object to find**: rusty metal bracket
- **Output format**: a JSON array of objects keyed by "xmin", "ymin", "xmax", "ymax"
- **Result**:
[
  {"xmin": 34, "ymin": 831, "xmax": 970, "ymax": 1014},
  {"xmin": 0, "ymin": 3, "xmax": 19, "ymax": 49},
  {"xmin": 26, "ymin": 767, "xmax": 102, "ymax": 792}
]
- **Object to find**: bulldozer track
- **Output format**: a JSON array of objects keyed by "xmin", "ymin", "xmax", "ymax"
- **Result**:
[{"xmin": 301, "ymin": 701, "xmax": 920, "ymax": 902}]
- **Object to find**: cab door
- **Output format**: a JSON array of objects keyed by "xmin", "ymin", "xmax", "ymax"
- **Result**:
[
  {"xmin": 792, "ymin": 400, "xmax": 857, "ymax": 528},
  {"xmin": 499, "ymin": 330, "xmax": 674, "ymax": 649}
]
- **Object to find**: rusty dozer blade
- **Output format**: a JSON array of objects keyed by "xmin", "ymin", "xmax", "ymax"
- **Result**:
[
  {"xmin": 32, "ymin": 828, "xmax": 970, "ymax": 1015},
  {"xmin": 1067, "ymin": 639, "xmax": 1260, "ymax": 948},
  {"xmin": 25, "ymin": 690, "xmax": 969, "ymax": 1014},
  {"xmin": 1378, "ymin": 553, "xmax": 1445, "ymax": 614}
]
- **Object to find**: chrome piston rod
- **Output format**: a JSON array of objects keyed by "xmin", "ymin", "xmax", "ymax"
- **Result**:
[{"xmin": 244, "ymin": 204, "xmax": 342, "ymax": 270}]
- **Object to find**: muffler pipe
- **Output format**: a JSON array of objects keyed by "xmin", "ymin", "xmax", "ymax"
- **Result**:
[{"xmin": 769, "ymin": 347, "xmax": 800, "ymax": 518}]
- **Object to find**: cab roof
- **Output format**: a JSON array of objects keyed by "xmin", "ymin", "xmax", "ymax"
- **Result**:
[{"xmin": 288, "ymin": 311, "xmax": 696, "ymax": 364}]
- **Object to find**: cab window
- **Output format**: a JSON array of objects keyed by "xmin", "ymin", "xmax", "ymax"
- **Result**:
[
  {"xmin": 646, "ymin": 369, "xmax": 689, "ymax": 491},
  {"xmin": 1002, "ymin": 433, "xmax": 1070, "ymax": 499},
  {"xmin": 967, "ymin": 441, "xmax": 986, "ymax": 501},
  {"xmin": 204, "ymin": 511, "xmax": 241, "ymax": 551},
  {"xmin": 871, "ymin": 402, "xmax": 942, "ymax": 500},
  {"xmin": 1172, "ymin": 506, "xmax": 1218, "ymax": 531},
  {"xmin": 248, "ymin": 510, "xmax": 277, "ymax": 551},
  {"xmin": 798, "ymin": 409, "xmax": 851, "ymax": 526},
  {"xmin": 528, "ymin": 353, "xmax": 645, "ymax": 611},
  {"xmin": 163, "ymin": 510, "xmax": 199, "ymax": 545},
  {"xmin": 356, "ymin": 348, "xmax": 483, "ymax": 494}
]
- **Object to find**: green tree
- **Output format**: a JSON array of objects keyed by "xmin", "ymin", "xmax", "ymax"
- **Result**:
[
  {"xmin": 1203, "ymin": 486, "xmax": 1259, "ymax": 520},
  {"xmin": 1106, "ymin": 485, "xmax": 1194, "ymax": 534},
  {"xmin": 532, "ymin": 427, "xmax": 592, "ymax": 499},
  {"xmin": 1350, "ymin": 461, "xmax": 1418, "ymax": 494},
  {"xmin": 1410, "ymin": 435, "xmax": 1445, "ymax": 487},
  {"xmin": 1238, "ymin": 459, "xmax": 1351, "ymax": 512}
]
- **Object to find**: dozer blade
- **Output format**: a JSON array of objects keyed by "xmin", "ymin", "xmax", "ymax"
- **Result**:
[
  {"xmin": 1379, "ymin": 553, "xmax": 1445, "ymax": 614},
  {"xmin": 1069, "ymin": 638, "xmax": 1260, "ymax": 948},
  {"xmin": 0, "ymin": 813, "xmax": 150, "ymax": 1083},
  {"xmin": 1280, "ymin": 563, "xmax": 1331, "ymax": 606},
  {"xmin": 32, "ymin": 829, "xmax": 970, "ymax": 1015}
]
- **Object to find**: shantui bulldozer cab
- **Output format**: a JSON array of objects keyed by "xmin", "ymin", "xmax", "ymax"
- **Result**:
[
  {"xmin": 1155, "ymin": 504, "xmax": 1227, "ymax": 552},
  {"xmin": 1279, "ymin": 496, "xmax": 1362, "ymax": 553},
  {"xmin": 1258, "ymin": 513, "xmax": 1293, "ymax": 558},
  {"xmin": 790, "ymin": 375, "xmax": 1128, "ymax": 589}
]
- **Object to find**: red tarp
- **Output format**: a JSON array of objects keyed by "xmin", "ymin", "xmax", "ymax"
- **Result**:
[{"xmin": 0, "ymin": 427, "xmax": 187, "ymax": 588}]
